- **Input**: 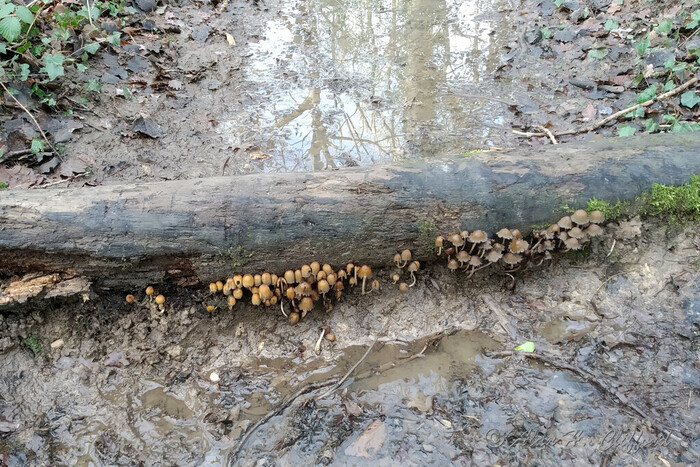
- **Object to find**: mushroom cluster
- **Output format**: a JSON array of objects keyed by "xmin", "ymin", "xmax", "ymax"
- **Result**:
[
  {"xmin": 392, "ymin": 249, "xmax": 420, "ymax": 291},
  {"xmin": 206, "ymin": 262, "xmax": 377, "ymax": 324},
  {"xmin": 436, "ymin": 209, "xmax": 605, "ymax": 276}
]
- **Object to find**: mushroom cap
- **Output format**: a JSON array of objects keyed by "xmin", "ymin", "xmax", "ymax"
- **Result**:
[
  {"xmin": 254, "ymin": 274, "xmax": 262, "ymax": 287},
  {"xmin": 126, "ymin": 294, "xmax": 135, "ymax": 303},
  {"xmin": 509, "ymin": 239, "xmax": 529, "ymax": 254},
  {"xmin": 358, "ymin": 265, "xmax": 372, "ymax": 279},
  {"xmin": 503, "ymin": 252, "xmax": 523, "ymax": 266},
  {"xmin": 469, "ymin": 229, "xmax": 488, "ymax": 244},
  {"xmin": 295, "ymin": 281, "xmax": 312, "ymax": 297},
  {"xmin": 233, "ymin": 275, "xmax": 243, "ymax": 287},
  {"xmin": 258, "ymin": 284, "xmax": 272, "ymax": 301},
  {"xmin": 588, "ymin": 210, "xmax": 605, "ymax": 224},
  {"xmin": 251, "ymin": 293, "xmax": 261, "ymax": 306},
  {"xmin": 492, "ymin": 242, "xmax": 505, "ymax": 252},
  {"xmin": 310, "ymin": 261, "xmax": 321, "ymax": 275},
  {"xmin": 289, "ymin": 312, "xmax": 300, "ymax": 324},
  {"xmin": 565, "ymin": 237, "xmax": 581, "ymax": 250},
  {"xmin": 316, "ymin": 271, "xmax": 327, "ymax": 281},
  {"xmin": 557, "ymin": 216, "xmax": 573, "ymax": 230},
  {"xmin": 317, "ymin": 279, "xmax": 330, "ymax": 294},
  {"xmin": 326, "ymin": 273, "xmax": 337, "ymax": 286},
  {"xmin": 469, "ymin": 255, "xmax": 482, "ymax": 267},
  {"xmin": 394, "ymin": 253, "xmax": 402, "ymax": 264},
  {"xmin": 486, "ymin": 250, "xmax": 503, "ymax": 263},
  {"xmin": 547, "ymin": 223, "xmax": 561, "ymax": 235},
  {"xmin": 447, "ymin": 258, "xmax": 459, "ymax": 271},
  {"xmin": 286, "ymin": 287, "xmax": 296, "ymax": 300},
  {"xmin": 299, "ymin": 297, "xmax": 314, "ymax": 312},
  {"xmin": 284, "ymin": 270, "xmax": 295, "ymax": 284},
  {"xmin": 334, "ymin": 281, "xmax": 344, "ymax": 291},
  {"xmin": 543, "ymin": 240, "xmax": 555, "ymax": 251},
  {"xmin": 371, "ymin": 279, "xmax": 380, "ymax": 290},
  {"xmin": 457, "ymin": 250, "xmax": 470, "ymax": 264},
  {"xmin": 322, "ymin": 264, "xmax": 333, "ymax": 276},
  {"xmin": 435, "ymin": 236, "xmax": 444, "ymax": 247},
  {"xmin": 392, "ymin": 273, "xmax": 400, "ymax": 283},
  {"xmin": 209, "ymin": 283, "xmax": 218, "ymax": 293},
  {"xmin": 571, "ymin": 209, "xmax": 589, "ymax": 225},
  {"xmin": 233, "ymin": 288, "xmax": 244, "ymax": 299},
  {"xmin": 585, "ymin": 224, "xmax": 603, "ymax": 237},
  {"xmin": 242, "ymin": 274, "xmax": 255, "ymax": 289},
  {"xmin": 216, "ymin": 281, "xmax": 224, "ymax": 291},
  {"xmin": 337, "ymin": 270, "xmax": 347, "ymax": 280},
  {"xmin": 228, "ymin": 297, "xmax": 236, "ymax": 307},
  {"xmin": 558, "ymin": 231, "xmax": 569, "ymax": 242},
  {"xmin": 449, "ymin": 233, "xmax": 463, "ymax": 247},
  {"xmin": 407, "ymin": 260, "xmax": 420, "ymax": 272},
  {"xmin": 401, "ymin": 249, "xmax": 412, "ymax": 262},
  {"xmin": 511, "ymin": 229, "xmax": 522, "ymax": 239},
  {"xmin": 399, "ymin": 282, "xmax": 409, "ymax": 292},
  {"xmin": 145, "ymin": 286, "xmax": 154, "ymax": 296},
  {"xmin": 346, "ymin": 263, "xmax": 355, "ymax": 274},
  {"xmin": 294, "ymin": 269, "xmax": 303, "ymax": 283},
  {"xmin": 568, "ymin": 227, "xmax": 585, "ymax": 239},
  {"xmin": 460, "ymin": 230, "xmax": 470, "ymax": 241},
  {"xmin": 444, "ymin": 247, "xmax": 455, "ymax": 257},
  {"xmin": 496, "ymin": 228, "xmax": 512, "ymax": 240},
  {"xmin": 301, "ymin": 265, "xmax": 312, "ymax": 278},
  {"xmin": 261, "ymin": 273, "xmax": 272, "ymax": 285}
]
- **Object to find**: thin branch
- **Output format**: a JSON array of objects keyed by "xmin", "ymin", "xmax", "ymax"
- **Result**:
[
  {"xmin": 513, "ymin": 76, "xmax": 699, "ymax": 139},
  {"xmin": 318, "ymin": 337, "xmax": 378, "ymax": 399},
  {"xmin": 0, "ymin": 81, "xmax": 62, "ymax": 161},
  {"xmin": 535, "ymin": 124, "xmax": 557, "ymax": 144}
]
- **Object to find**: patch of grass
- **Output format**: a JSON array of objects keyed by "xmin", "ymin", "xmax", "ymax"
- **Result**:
[
  {"xmin": 0, "ymin": 181, "xmax": 8, "ymax": 190},
  {"xmin": 418, "ymin": 220, "xmax": 437, "ymax": 248},
  {"xmin": 586, "ymin": 198, "xmax": 627, "ymax": 220},
  {"xmin": 643, "ymin": 175, "xmax": 700, "ymax": 222},
  {"xmin": 22, "ymin": 334, "xmax": 42, "ymax": 356}
]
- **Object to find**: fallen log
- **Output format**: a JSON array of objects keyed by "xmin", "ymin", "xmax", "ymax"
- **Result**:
[{"xmin": 1, "ymin": 132, "xmax": 699, "ymax": 288}]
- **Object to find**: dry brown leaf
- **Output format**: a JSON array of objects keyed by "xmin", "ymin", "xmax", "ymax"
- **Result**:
[{"xmin": 582, "ymin": 103, "xmax": 597, "ymax": 120}]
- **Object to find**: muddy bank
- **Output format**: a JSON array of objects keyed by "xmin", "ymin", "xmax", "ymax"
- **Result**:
[{"xmin": 0, "ymin": 219, "xmax": 698, "ymax": 464}]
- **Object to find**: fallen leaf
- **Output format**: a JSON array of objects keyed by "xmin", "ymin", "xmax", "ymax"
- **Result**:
[
  {"xmin": 0, "ymin": 165, "xmax": 44, "ymax": 188},
  {"xmin": 225, "ymin": 33, "xmax": 236, "ymax": 46},
  {"xmin": 343, "ymin": 399, "xmax": 363, "ymax": 417},
  {"xmin": 249, "ymin": 152, "xmax": 271, "ymax": 160},
  {"xmin": 345, "ymin": 420, "xmax": 386, "ymax": 458},
  {"xmin": 581, "ymin": 103, "xmax": 597, "ymax": 120}
]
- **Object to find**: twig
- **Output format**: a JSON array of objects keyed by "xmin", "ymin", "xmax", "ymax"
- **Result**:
[
  {"xmin": 85, "ymin": 0, "xmax": 94, "ymax": 26},
  {"xmin": 0, "ymin": 81, "xmax": 62, "ymax": 161},
  {"xmin": 535, "ymin": 125, "xmax": 557, "ymax": 144},
  {"xmin": 318, "ymin": 337, "xmax": 378, "ymax": 399},
  {"xmin": 513, "ymin": 76, "xmax": 699, "ymax": 138},
  {"xmin": 606, "ymin": 238, "xmax": 616, "ymax": 258},
  {"xmin": 228, "ymin": 378, "xmax": 339, "ymax": 462}
]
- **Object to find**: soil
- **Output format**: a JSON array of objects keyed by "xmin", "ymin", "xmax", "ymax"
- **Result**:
[
  {"xmin": 1, "ymin": 219, "xmax": 699, "ymax": 465},
  {"xmin": 1, "ymin": 0, "xmax": 700, "ymax": 465}
]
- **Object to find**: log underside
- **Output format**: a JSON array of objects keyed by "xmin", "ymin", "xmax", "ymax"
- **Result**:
[{"xmin": 2, "ymin": 132, "xmax": 700, "ymax": 288}]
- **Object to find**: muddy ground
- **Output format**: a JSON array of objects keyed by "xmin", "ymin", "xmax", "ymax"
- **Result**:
[
  {"xmin": 2, "ymin": 0, "xmax": 700, "ymax": 465},
  {"xmin": 0, "ymin": 219, "xmax": 699, "ymax": 465}
]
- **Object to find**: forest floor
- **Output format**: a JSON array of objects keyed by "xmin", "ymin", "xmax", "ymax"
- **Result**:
[{"xmin": 1, "ymin": 0, "xmax": 700, "ymax": 465}]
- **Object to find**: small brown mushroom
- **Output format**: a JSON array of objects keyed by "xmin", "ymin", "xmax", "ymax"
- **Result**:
[
  {"xmin": 301, "ymin": 264, "xmax": 312, "ymax": 279},
  {"xmin": 399, "ymin": 282, "xmax": 409, "ymax": 293},
  {"xmin": 209, "ymin": 282, "xmax": 218, "ymax": 293},
  {"xmin": 216, "ymin": 281, "xmax": 224, "ymax": 292},
  {"xmin": 228, "ymin": 297, "xmax": 236, "ymax": 309},
  {"xmin": 496, "ymin": 228, "xmax": 513, "ymax": 241},
  {"xmin": 449, "ymin": 233, "xmax": 464, "ymax": 249},
  {"xmin": 317, "ymin": 279, "xmax": 330, "ymax": 298},
  {"xmin": 588, "ymin": 210, "xmax": 605, "ymax": 224},
  {"xmin": 284, "ymin": 270, "xmax": 295, "ymax": 284},
  {"xmin": 510, "ymin": 229, "xmax": 522, "ymax": 239},
  {"xmin": 486, "ymin": 250, "xmax": 503, "ymax": 263},
  {"xmin": 310, "ymin": 261, "xmax": 321, "ymax": 277},
  {"xmin": 435, "ymin": 236, "xmax": 445, "ymax": 256},
  {"xmin": 242, "ymin": 274, "xmax": 255, "ymax": 289},
  {"xmin": 233, "ymin": 288, "xmax": 244, "ymax": 300},
  {"xmin": 447, "ymin": 258, "xmax": 459, "ymax": 272},
  {"xmin": 571, "ymin": 209, "xmax": 589, "ymax": 226},
  {"xmin": 125, "ymin": 294, "xmax": 135, "ymax": 303},
  {"xmin": 399, "ymin": 249, "xmax": 412, "ymax": 267},
  {"xmin": 289, "ymin": 312, "xmax": 300, "ymax": 324},
  {"xmin": 155, "ymin": 294, "xmax": 166, "ymax": 305},
  {"xmin": 585, "ymin": 224, "xmax": 603, "ymax": 237},
  {"xmin": 233, "ymin": 275, "xmax": 243, "ymax": 288},
  {"xmin": 251, "ymin": 293, "xmax": 261, "ymax": 306},
  {"xmin": 358, "ymin": 265, "xmax": 372, "ymax": 295},
  {"xmin": 258, "ymin": 284, "xmax": 272, "ymax": 302},
  {"xmin": 322, "ymin": 264, "xmax": 333, "ymax": 276},
  {"xmin": 468, "ymin": 230, "xmax": 488, "ymax": 253},
  {"xmin": 407, "ymin": 261, "xmax": 420, "ymax": 287},
  {"xmin": 568, "ymin": 227, "xmax": 585, "ymax": 239},
  {"xmin": 392, "ymin": 273, "xmax": 400, "ymax": 284},
  {"xmin": 457, "ymin": 250, "xmax": 470, "ymax": 266},
  {"xmin": 261, "ymin": 272, "xmax": 272, "ymax": 286},
  {"xmin": 299, "ymin": 296, "xmax": 314, "ymax": 315},
  {"xmin": 557, "ymin": 216, "xmax": 573, "ymax": 230},
  {"xmin": 502, "ymin": 252, "xmax": 522, "ymax": 266},
  {"xmin": 509, "ymin": 239, "xmax": 530, "ymax": 254},
  {"xmin": 254, "ymin": 274, "xmax": 262, "ymax": 287},
  {"xmin": 565, "ymin": 237, "xmax": 581, "ymax": 250},
  {"xmin": 145, "ymin": 286, "xmax": 154, "ymax": 296}
]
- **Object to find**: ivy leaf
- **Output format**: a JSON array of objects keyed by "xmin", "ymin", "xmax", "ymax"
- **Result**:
[
  {"xmin": 15, "ymin": 5, "xmax": 33, "ymax": 24},
  {"xmin": 680, "ymin": 91, "xmax": 700, "ymax": 109},
  {"xmin": 18, "ymin": 62, "xmax": 29, "ymax": 81},
  {"xmin": 0, "ymin": 16, "xmax": 21, "ymax": 42},
  {"xmin": 619, "ymin": 125, "xmax": 636, "ymax": 137},
  {"xmin": 41, "ymin": 53, "xmax": 65, "ymax": 81},
  {"xmin": 30, "ymin": 138, "xmax": 45, "ymax": 154},
  {"xmin": 83, "ymin": 42, "xmax": 100, "ymax": 54},
  {"xmin": 588, "ymin": 47, "xmax": 609, "ymax": 60},
  {"xmin": 514, "ymin": 341, "xmax": 535, "ymax": 353},
  {"xmin": 637, "ymin": 85, "xmax": 657, "ymax": 104},
  {"xmin": 604, "ymin": 19, "xmax": 618, "ymax": 31}
]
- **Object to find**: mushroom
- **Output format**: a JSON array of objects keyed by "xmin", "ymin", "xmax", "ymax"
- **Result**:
[
  {"xmin": 216, "ymin": 281, "xmax": 224, "ymax": 292},
  {"xmin": 568, "ymin": 227, "xmax": 585, "ymax": 239},
  {"xmin": 206, "ymin": 305, "xmax": 215, "ymax": 312},
  {"xmin": 496, "ymin": 228, "xmax": 513, "ymax": 241},
  {"xmin": 326, "ymin": 273, "xmax": 337, "ymax": 286},
  {"xmin": 407, "ymin": 261, "xmax": 420, "ymax": 287},
  {"xmin": 233, "ymin": 275, "xmax": 243, "ymax": 288},
  {"xmin": 449, "ymin": 233, "xmax": 464, "ymax": 250},
  {"xmin": 261, "ymin": 272, "xmax": 272, "ymax": 286},
  {"xmin": 251, "ymin": 293, "xmax": 261, "ymax": 306},
  {"xmin": 502, "ymin": 252, "xmax": 523, "ymax": 267},
  {"xmin": 511, "ymin": 229, "xmax": 522, "ymax": 239},
  {"xmin": 588, "ymin": 210, "xmax": 605, "ymax": 224},
  {"xmin": 295, "ymin": 281, "xmax": 312, "ymax": 297},
  {"xmin": 435, "ymin": 236, "xmax": 445, "ymax": 256},
  {"xmin": 289, "ymin": 312, "xmax": 300, "ymax": 324},
  {"xmin": 469, "ymin": 255, "xmax": 482, "ymax": 268},
  {"xmin": 399, "ymin": 249, "xmax": 412, "ymax": 268},
  {"xmin": 325, "ymin": 333, "xmax": 336, "ymax": 342},
  {"xmin": 228, "ymin": 296, "xmax": 236, "ymax": 310},
  {"xmin": 286, "ymin": 287, "xmax": 296, "ymax": 301},
  {"xmin": 310, "ymin": 261, "xmax": 321, "ymax": 277},
  {"xmin": 468, "ymin": 230, "xmax": 488, "ymax": 253},
  {"xmin": 393, "ymin": 253, "xmax": 402, "ymax": 268},
  {"xmin": 509, "ymin": 239, "xmax": 530, "ymax": 254},
  {"xmin": 155, "ymin": 294, "xmax": 165, "ymax": 305},
  {"xmin": 301, "ymin": 264, "xmax": 312, "ymax": 279},
  {"xmin": 145, "ymin": 286, "xmax": 154, "ymax": 297},
  {"xmin": 317, "ymin": 279, "xmax": 330, "ymax": 299},
  {"xmin": 485, "ymin": 250, "xmax": 503, "ymax": 263},
  {"xmin": 233, "ymin": 288, "xmax": 244, "ymax": 300},
  {"xmin": 557, "ymin": 216, "xmax": 573, "ymax": 230},
  {"xmin": 337, "ymin": 270, "xmax": 347, "ymax": 280},
  {"xmin": 258, "ymin": 284, "xmax": 272, "ymax": 303},
  {"xmin": 392, "ymin": 273, "xmax": 400, "ymax": 284},
  {"xmin": 299, "ymin": 296, "xmax": 314, "ymax": 317},
  {"xmin": 457, "ymin": 250, "xmax": 470, "ymax": 266},
  {"xmin": 284, "ymin": 270, "xmax": 295, "ymax": 284},
  {"xmin": 565, "ymin": 237, "xmax": 581, "ymax": 250},
  {"xmin": 294, "ymin": 269, "xmax": 303, "ymax": 283},
  {"xmin": 209, "ymin": 283, "xmax": 218, "ymax": 293},
  {"xmin": 371, "ymin": 279, "xmax": 380, "ymax": 292},
  {"xmin": 447, "ymin": 258, "xmax": 459, "ymax": 272},
  {"xmin": 571, "ymin": 209, "xmax": 589, "ymax": 226},
  {"xmin": 357, "ymin": 265, "xmax": 372, "ymax": 295},
  {"xmin": 316, "ymin": 271, "xmax": 327, "ymax": 281},
  {"xmin": 242, "ymin": 274, "xmax": 255, "ymax": 289},
  {"xmin": 585, "ymin": 224, "xmax": 603, "ymax": 237},
  {"xmin": 125, "ymin": 294, "xmax": 135, "ymax": 303},
  {"xmin": 399, "ymin": 282, "xmax": 409, "ymax": 293},
  {"xmin": 254, "ymin": 274, "xmax": 262, "ymax": 287},
  {"xmin": 323, "ymin": 264, "xmax": 333, "ymax": 276}
]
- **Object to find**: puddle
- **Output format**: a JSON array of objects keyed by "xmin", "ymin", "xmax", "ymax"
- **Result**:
[
  {"xmin": 540, "ymin": 318, "xmax": 597, "ymax": 344},
  {"xmin": 219, "ymin": 0, "xmax": 516, "ymax": 171}
]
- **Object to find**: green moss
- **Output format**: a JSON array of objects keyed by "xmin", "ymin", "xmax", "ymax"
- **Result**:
[
  {"xmin": 22, "ymin": 334, "xmax": 43, "ymax": 356},
  {"xmin": 460, "ymin": 148, "xmax": 489, "ymax": 157},
  {"xmin": 643, "ymin": 175, "xmax": 700, "ymax": 222},
  {"xmin": 586, "ymin": 198, "xmax": 627, "ymax": 221},
  {"xmin": 418, "ymin": 220, "xmax": 438, "ymax": 252}
]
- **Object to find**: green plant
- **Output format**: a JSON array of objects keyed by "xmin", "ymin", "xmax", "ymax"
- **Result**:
[
  {"xmin": 645, "ymin": 175, "xmax": 700, "ymax": 221},
  {"xmin": 0, "ymin": 181, "xmax": 8, "ymax": 190},
  {"xmin": 22, "ymin": 334, "xmax": 43, "ymax": 356},
  {"xmin": 586, "ymin": 198, "xmax": 627, "ymax": 220}
]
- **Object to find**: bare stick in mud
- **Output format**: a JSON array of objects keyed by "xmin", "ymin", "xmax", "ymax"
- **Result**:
[{"xmin": 318, "ymin": 337, "xmax": 378, "ymax": 399}]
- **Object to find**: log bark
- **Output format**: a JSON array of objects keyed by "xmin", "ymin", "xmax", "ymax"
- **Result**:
[{"xmin": 2, "ymin": 132, "xmax": 699, "ymax": 287}]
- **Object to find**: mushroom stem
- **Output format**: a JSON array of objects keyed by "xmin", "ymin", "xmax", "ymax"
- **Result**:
[
  {"xmin": 361, "ymin": 277, "xmax": 367, "ymax": 295},
  {"xmin": 280, "ymin": 300, "xmax": 288, "ymax": 318},
  {"xmin": 469, "ymin": 243, "xmax": 476, "ymax": 254},
  {"xmin": 467, "ymin": 263, "xmax": 491, "ymax": 279},
  {"xmin": 315, "ymin": 328, "xmax": 326, "ymax": 355},
  {"xmin": 437, "ymin": 247, "xmax": 442, "ymax": 256},
  {"xmin": 409, "ymin": 271, "xmax": 416, "ymax": 287}
]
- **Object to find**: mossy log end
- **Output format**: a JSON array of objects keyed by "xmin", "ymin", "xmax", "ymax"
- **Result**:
[{"xmin": 2, "ymin": 132, "xmax": 700, "ymax": 287}]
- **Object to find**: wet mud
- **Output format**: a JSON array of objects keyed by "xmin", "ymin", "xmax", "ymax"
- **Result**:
[{"xmin": 1, "ymin": 220, "xmax": 699, "ymax": 465}]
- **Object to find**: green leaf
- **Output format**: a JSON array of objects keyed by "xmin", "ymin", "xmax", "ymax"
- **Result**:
[
  {"xmin": 0, "ymin": 16, "xmax": 21, "ymax": 42},
  {"xmin": 30, "ymin": 138, "xmax": 45, "ymax": 154},
  {"xmin": 76, "ymin": 63, "xmax": 87, "ymax": 72},
  {"xmin": 18, "ymin": 62, "xmax": 29, "ymax": 81},
  {"xmin": 619, "ymin": 125, "xmax": 636, "ymax": 137},
  {"xmin": 0, "ymin": 3, "xmax": 14, "ymax": 18},
  {"xmin": 15, "ymin": 5, "xmax": 33, "ymax": 24},
  {"xmin": 656, "ymin": 18, "xmax": 673, "ymax": 34},
  {"xmin": 644, "ymin": 118, "xmax": 659, "ymax": 133},
  {"xmin": 588, "ymin": 47, "xmax": 609, "ymax": 60},
  {"xmin": 41, "ymin": 53, "xmax": 65, "ymax": 81},
  {"xmin": 85, "ymin": 79, "xmax": 101, "ymax": 92},
  {"xmin": 554, "ymin": 0, "xmax": 565, "ymax": 7},
  {"xmin": 664, "ymin": 58, "xmax": 676, "ymax": 69},
  {"xmin": 0, "ymin": 43, "xmax": 5, "ymax": 54},
  {"xmin": 680, "ymin": 91, "xmax": 700, "ymax": 108},
  {"xmin": 663, "ymin": 81, "xmax": 676, "ymax": 92},
  {"xmin": 540, "ymin": 27, "xmax": 551, "ymax": 40},
  {"xmin": 83, "ymin": 42, "xmax": 100, "ymax": 54},
  {"xmin": 635, "ymin": 36, "xmax": 650, "ymax": 55},
  {"xmin": 514, "ymin": 341, "xmax": 535, "ymax": 353},
  {"xmin": 107, "ymin": 31, "xmax": 121, "ymax": 46},
  {"xmin": 637, "ymin": 85, "xmax": 657, "ymax": 103},
  {"xmin": 604, "ymin": 19, "xmax": 619, "ymax": 31}
]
